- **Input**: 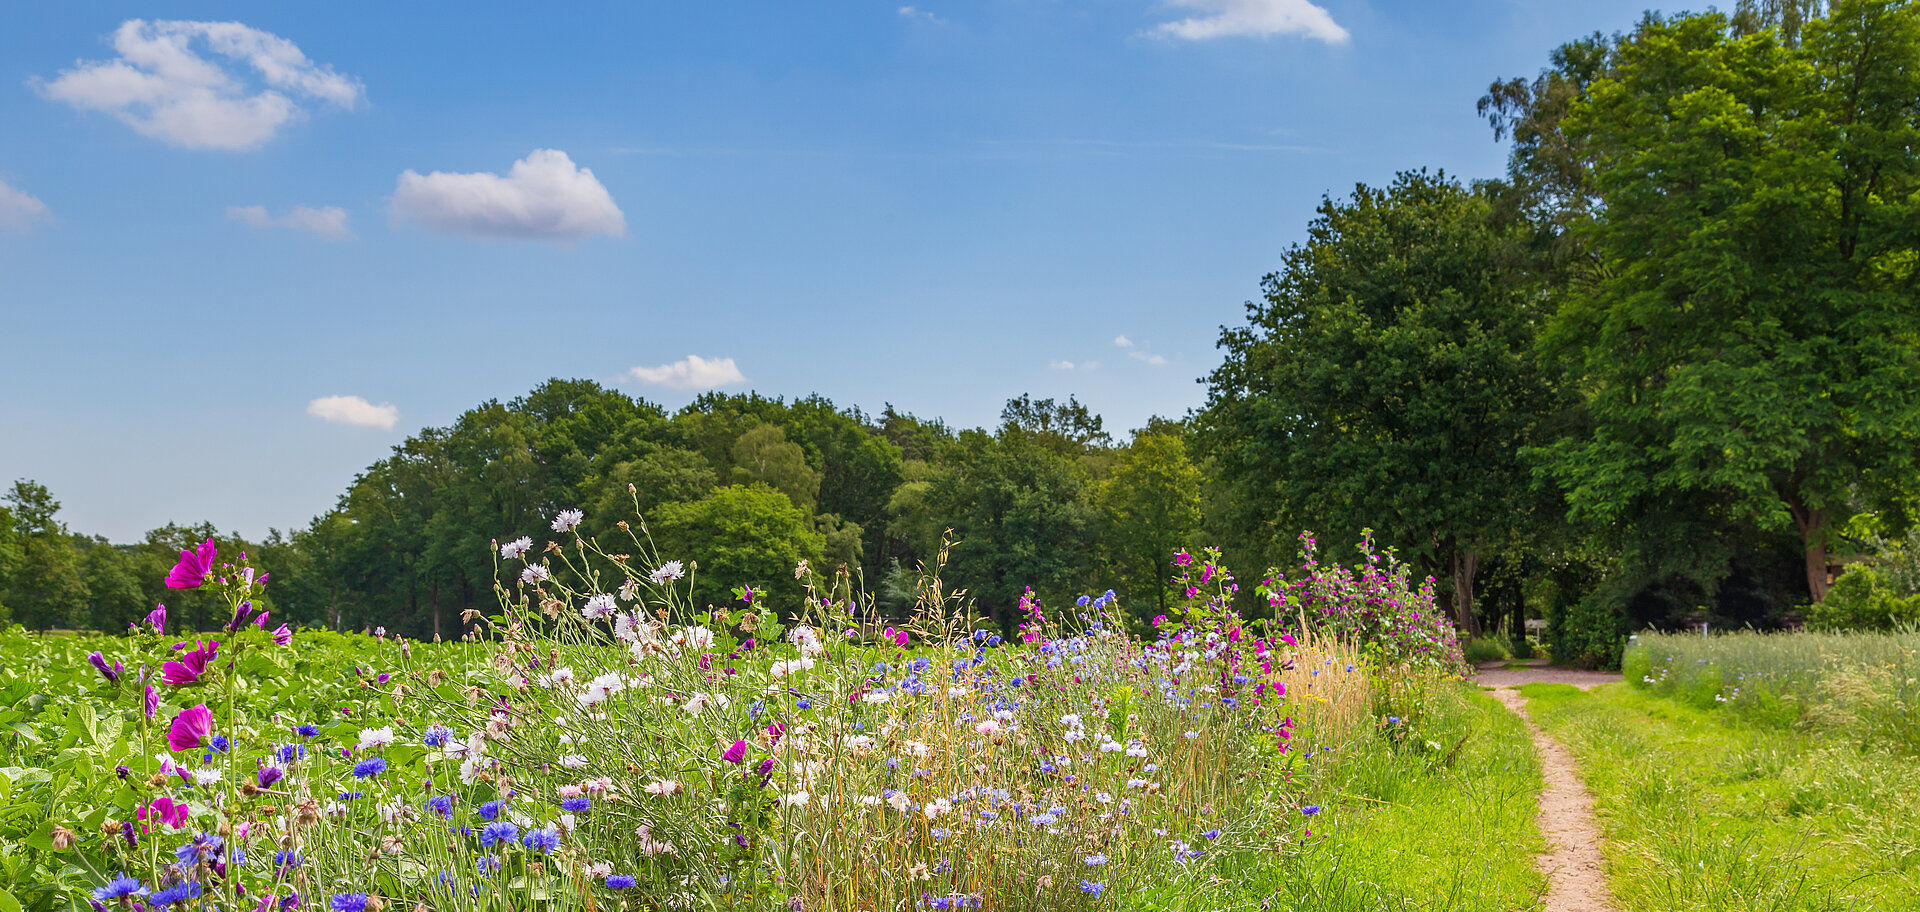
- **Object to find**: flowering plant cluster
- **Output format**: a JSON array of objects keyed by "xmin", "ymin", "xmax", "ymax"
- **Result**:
[
  {"xmin": 56, "ymin": 507, "xmax": 1372, "ymax": 910},
  {"xmin": 1252, "ymin": 532, "xmax": 1466, "ymax": 673}
]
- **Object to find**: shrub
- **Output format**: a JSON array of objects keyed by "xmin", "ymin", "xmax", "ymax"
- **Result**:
[
  {"xmin": 1548, "ymin": 591, "xmax": 1630, "ymax": 670},
  {"xmin": 1807, "ymin": 564, "xmax": 1920, "ymax": 632},
  {"xmin": 1249, "ymin": 532, "xmax": 1466, "ymax": 674},
  {"xmin": 1462, "ymin": 636, "xmax": 1509, "ymax": 665}
]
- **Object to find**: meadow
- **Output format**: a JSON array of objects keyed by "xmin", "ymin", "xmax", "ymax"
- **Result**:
[
  {"xmin": 1518, "ymin": 629, "xmax": 1920, "ymax": 911},
  {"xmin": 0, "ymin": 516, "xmax": 1549, "ymax": 912}
]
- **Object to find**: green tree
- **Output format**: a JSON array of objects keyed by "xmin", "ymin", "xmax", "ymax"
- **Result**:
[
  {"xmin": 649, "ymin": 485, "xmax": 825, "ymax": 611},
  {"xmin": 1199, "ymin": 172, "xmax": 1556, "ymax": 636},
  {"xmin": 1544, "ymin": 2, "xmax": 1920, "ymax": 604},
  {"xmin": 1094, "ymin": 432, "xmax": 1203, "ymax": 618},
  {"xmin": 730, "ymin": 424, "xmax": 821, "ymax": 513},
  {"xmin": 4, "ymin": 481, "xmax": 90, "ymax": 629}
]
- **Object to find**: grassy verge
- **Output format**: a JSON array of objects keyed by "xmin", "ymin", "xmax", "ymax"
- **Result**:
[
  {"xmin": 1522, "ymin": 682, "xmax": 1920, "ymax": 912},
  {"xmin": 1160, "ymin": 681, "xmax": 1546, "ymax": 911}
]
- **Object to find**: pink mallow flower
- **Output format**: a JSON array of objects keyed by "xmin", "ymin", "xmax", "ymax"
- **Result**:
[
  {"xmin": 165, "ymin": 539, "xmax": 217, "ymax": 589},
  {"xmin": 161, "ymin": 640, "xmax": 219, "ymax": 686},
  {"xmin": 721, "ymin": 740, "xmax": 747, "ymax": 764},
  {"xmin": 168, "ymin": 704, "xmax": 214, "ymax": 752},
  {"xmin": 271, "ymin": 623, "xmax": 292, "ymax": 646},
  {"xmin": 138, "ymin": 795, "xmax": 191, "ymax": 830}
]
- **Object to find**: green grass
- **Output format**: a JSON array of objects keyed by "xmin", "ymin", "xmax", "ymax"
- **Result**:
[
  {"xmin": 1521, "ymin": 682, "xmax": 1920, "ymax": 912},
  {"xmin": 1182, "ymin": 682, "xmax": 1548, "ymax": 911}
]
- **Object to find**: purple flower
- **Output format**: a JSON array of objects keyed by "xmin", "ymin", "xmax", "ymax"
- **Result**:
[
  {"xmin": 605, "ymin": 875, "xmax": 636, "ymax": 889},
  {"xmin": 426, "ymin": 795, "xmax": 453, "ymax": 819},
  {"xmin": 1079, "ymin": 881, "xmax": 1104, "ymax": 896},
  {"xmin": 165, "ymin": 539, "xmax": 217, "ymax": 590},
  {"xmin": 1301, "ymin": 804, "xmax": 1321, "ymax": 816},
  {"xmin": 721, "ymin": 739, "xmax": 747, "ymax": 764},
  {"xmin": 144, "ymin": 603, "xmax": 167, "ymax": 633},
  {"xmin": 256, "ymin": 766, "xmax": 284, "ymax": 789},
  {"xmin": 522, "ymin": 828, "xmax": 561, "ymax": 853},
  {"xmin": 478, "ymin": 821, "xmax": 519, "ymax": 848},
  {"xmin": 351, "ymin": 757, "xmax": 386, "ymax": 779},
  {"xmin": 271, "ymin": 623, "xmax": 293, "ymax": 646},
  {"xmin": 329, "ymin": 894, "xmax": 368, "ymax": 912},
  {"xmin": 560, "ymin": 797, "xmax": 591, "ymax": 813},
  {"xmin": 88, "ymin": 651, "xmax": 123, "ymax": 685},
  {"xmin": 144, "ymin": 684, "xmax": 159, "ymax": 719},
  {"xmin": 92, "ymin": 874, "xmax": 147, "ymax": 901},
  {"xmin": 148, "ymin": 881, "xmax": 201, "ymax": 907},
  {"xmin": 477, "ymin": 800, "xmax": 506, "ymax": 821},
  {"xmin": 168, "ymin": 705, "xmax": 214, "ymax": 752},
  {"xmin": 227, "ymin": 602, "xmax": 262, "ymax": 632}
]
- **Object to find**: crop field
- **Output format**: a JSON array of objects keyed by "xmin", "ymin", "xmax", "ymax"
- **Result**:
[{"xmin": 0, "ymin": 523, "xmax": 1545, "ymax": 912}]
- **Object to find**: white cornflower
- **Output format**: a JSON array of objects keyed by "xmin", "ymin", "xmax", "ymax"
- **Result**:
[
  {"xmin": 1125, "ymin": 742, "xmax": 1149, "ymax": 758},
  {"xmin": 582, "ymin": 593, "xmax": 618, "ymax": 620},
  {"xmin": 780, "ymin": 791, "xmax": 810, "ymax": 807},
  {"xmin": 923, "ymin": 798, "xmax": 952, "ymax": 819},
  {"xmin": 679, "ymin": 626, "xmax": 714, "ymax": 652},
  {"xmin": 862, "ymin": 691, "xmax": 892, "ymax": 705},
  {"xmin": 644, "ymin": 779, "xmax": 683, "ymax": 797},
  {"xmin": 1060, "ymin": 714, "xmax": 1082, "ymax": 728},
  {"xmin": 681, "ymin": 693, "xmax": 712, "ymax": 715},
  {"xmin": 358, "ymin": 727, "xmax": 395, "ymax": 751},
  {"xmin": 1064, "ymin": 729, "xmax": 1085, "ymax": 742},
  {"xmin": 192, "ymin": 768, "xmax": 223, "ymax": 787},
  {"xmin": 887, "ymin": 791, "xmax": 912, "ymax": 813},
  {"xmin": 650, "ymin": 560, "xmax": 685, "ymax": 585},
  {"xmin": 613, "ymin": 612, "xmax": 638, "ymax": 643},
  {"xmin": 521, "ymin": 564, "xmax": 550, "ymax": 584},
  {"xmin": 558, "ymin": 755, "xmax": 589, "ymax": 769},
  {"xmin": 793, "ymin": 559, "xmax": 810, "ymax": 578},
  {"xmin": 551, "ymin": 509, "xmax": 584, "ymax": 533},
  {"xmin": 499, "ymin": 537, "xmax": 533, "ymax": 560},
  {"xmin": 846, "ymin": 734, "xmax": 876, "ymax": 754},
  {"xmin": 769, "ymin": 658, "xmax": 815, "ymax": 679},
  {"xmin": 618, "ymin": 577, "xmax": 640, "ymax": 601},
  {"xmin": 975, "ymin": 719, "xmax": 1001, "ymax": 736},
  {"xmin": 905, "ymin": 740, "xmax": 930, "ymax": 758}
]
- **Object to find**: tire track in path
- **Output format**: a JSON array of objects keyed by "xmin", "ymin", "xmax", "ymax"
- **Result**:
[{"xmin": 1482, "ymin": 662, "xmax": 1621, "ymax": 912}]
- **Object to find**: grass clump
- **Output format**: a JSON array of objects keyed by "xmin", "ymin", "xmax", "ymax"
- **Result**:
[{"xmin": 1462, "ymin": 636, "xmax": 1510, "ymax": 665}]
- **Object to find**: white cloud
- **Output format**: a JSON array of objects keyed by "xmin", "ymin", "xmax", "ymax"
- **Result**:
[
  {"xmin": 626, "ymin": 355, "xmax": 746, "ymax": 390},
  {"xmin": 898, "ymin": 6, "xmax": 946, "ymax": 24},
  {"xmin": 1154, "ymin": 0, "xmax": 1350, "ymax": 44},
  {"xmin": 389, "ymin": 149, "xmax": 626, "ymax": 241},
  {"xmin": 1113, "ymin": 335, "xmax": 1134, "ymax": 348},
  {"xmin": 1129, "ymin": 351, "xmax": 1169, "ymax": 366},
  {"xmin": 228, "ymin": 204, "xmax": 352, "ymax": 240},
  {"xmin": 307, "ymin": 395, "xmax": 398, "ymax": 429},
  {"xmin": 34, "ymin": 19, "xmax": 364, "ymax": 150},
  {"xmin": 1049, "ymin": 360, "xmax": 1076, "ymax": 370},
  {"xmin": 0, "ymin": 178, "xmax": 49, "ymax": 232}
]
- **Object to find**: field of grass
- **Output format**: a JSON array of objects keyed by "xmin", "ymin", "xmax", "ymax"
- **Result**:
[{"xmin": 1522, "ymin": 681, "xmax": 1920, "ymax": 912}]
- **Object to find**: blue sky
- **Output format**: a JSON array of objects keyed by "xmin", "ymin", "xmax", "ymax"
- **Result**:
[{"xmin": 0, "ymin": 0, "xmax": 1656, "ymax": 542}]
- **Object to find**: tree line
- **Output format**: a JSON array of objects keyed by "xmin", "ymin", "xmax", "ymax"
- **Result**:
[{"xmin": 6, "ymin": 1, "xmax": 1919, "ymax": 667}]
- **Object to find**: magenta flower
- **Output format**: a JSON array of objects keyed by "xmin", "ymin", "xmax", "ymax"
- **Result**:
[
  {"xmin": 138, "ymin": 796, "xmax": 191, "ymax": 830},
  {"xmin": 721, "ymin": 740, "xmax": 747, "ymax": 764},
  {"xmin": 144, "ymin": 685, "xmax": 159, "ymax": 719},
  {"xmin": 168, "ymin": 705, "xmax": 214, "ymax": 752},
  {"xmin": 161, "ymin": 640, "xmax": 218, "ymax": 686},
  {"xmin": 271, "ymin": 623, "xmax": 292, "ymax": 646},
  {"xmin": 165, "ymin": 539, "xmax": 217, "ymax": 589},
  {"xmin": 144, "ymin": 603, "xmax": 166, "ymax": 633}
]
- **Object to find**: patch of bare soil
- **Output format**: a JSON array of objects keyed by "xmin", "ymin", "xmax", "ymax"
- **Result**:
[{"xmin": 1488, "ymin": 682, "xmax": 1620, "ymax": 912}]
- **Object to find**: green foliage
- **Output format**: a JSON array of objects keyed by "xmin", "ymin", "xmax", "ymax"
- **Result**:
[
  {"xmin": 1199, "ymin": 170, "xmax": 1555, "ymax": 637},
  {"xmin": 1542, "ymin": 1, "xmax": 1920, "ymax": 604},
  {"xmin": 1808, "ymin": 565, "xmax": 1920, "ymax": 631},
  {"xmin": 648, "ymin": 484, "xmax": 825, "ymax": 610},
  {"xmin": 1545, "ymin": 590, "xmax": 1631, "ymax": 670},
  {"xmin": 1092, "ymin": 432, "xmax": 1202, "ymax": 619},
  {"xmin": 1461, "ymin": 636, "xmax": 1510, "ymax": 665}
]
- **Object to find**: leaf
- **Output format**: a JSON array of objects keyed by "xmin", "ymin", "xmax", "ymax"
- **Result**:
[{"xmin": 0, "ymin": 889, "xmax": 21, "ymax": 912}]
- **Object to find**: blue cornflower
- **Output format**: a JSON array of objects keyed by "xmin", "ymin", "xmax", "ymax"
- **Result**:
[
  {"xmin": 330, "ymin": 894, "xmax": 368, "ymax": 912},
  {"xmin": 1076, "ymin": 595, "xmax": 1091, "ymax": 607},
  {"xmin": 209, "ymin": 735, "xmax": 230, "ymax": 753},
  {"xmin": 426, "ymin": 795, "xmax": 454, "ymax": 819},
  {"xmin": 1301, "ymin": 804, "xmax": 1322, "ymax": 816},
  {"xmin": 1202, "ymin": 828, "xmax": 1222, "ymax": 840},
  {"xmin": 606, "ymin": 875, "xmax": 636, "ymax": 889},
  {"xmin": 476, "ymin": 855, "xmax": 502, "ymax": 875},
  {"xmin": 479, "ymin": 821, "xmax": 519, "ymax": 848},
  {"xmin": 338, "ymin": 791, "xmax": 365, "ymax": 801},
  {"xmin": 795, "ymin": 698, "xmax": 812, "ymax": 709},
  {"xmin": 276, "ymin": 744, "xmax": 307, "ymax": 763},
  {"xmin": 351, "ymin": 757, "xmax": 386, "ymax": 779},
  {"xmin": 1387, "ymin": 716, "xmax": 1401, "ymax": 724},
  {"xmin": 1084, "ymin": 854, "xmax": 1107, "ymax": 865},
  {"xmin": 92, "ymin": 874, "xmax": 147, "ymax": 901},
  {"xmin": 174, "ymin": 832, "xmax": 224, "ymax": 866},
  {"xmin": 422, "ymin": 725, "xmax": 453, "ymax": 747},
  {"xmin": 274, "ymin": 850, "xmax": 304, "ymax": 869},
  {"xmin": 522, "ymin": 828, "xmax": 561, "ymax": 854},
  {"xmin": 477, "ymin": 800, "xmax": 506, "ymax": 821},
  {"xmin": 930, "ymin": 827, "xmax": 952, "ymax": 839},
  {"xmin": 295, "ymin": 724, "xmax": 320, "ymax": 737},
  {"xmin": 148, "ymin": 882, "xmax": 201, "ymax": 907},
  {"xmin": 560, "ymin": 797, "xmax": 591, "ymax": 813},
  {"xmin": 1079, "ymin": 881, "xmax": 1104, "ymax": 896}
]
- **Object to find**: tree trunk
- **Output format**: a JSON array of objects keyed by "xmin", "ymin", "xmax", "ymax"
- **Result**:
[
  {"xmin": 1451, "ymin": 548, "xmax": 1483, "ymax": 638},
  {"xmin": 1787, "ymin": 498, "xmax": 1830, "ymax": 603}
]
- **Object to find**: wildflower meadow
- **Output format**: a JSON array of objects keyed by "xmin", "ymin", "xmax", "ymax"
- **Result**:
[{"xmin": 0, "ymin": 506, "xmax": 1489, "ymax": 912}]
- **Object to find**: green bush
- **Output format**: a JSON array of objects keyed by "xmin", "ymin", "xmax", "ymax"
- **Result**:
[
  {"xmin": 1807, "ymin": 565, "xmax": 1920, "ymax": 632},
  {"xmin": 1462, "ymin": 635, "xmax": 1509, "ymax": 665},
  {"xmin": 1547, "ymin": 592, "xmax": 1631, "ymax": 670}
]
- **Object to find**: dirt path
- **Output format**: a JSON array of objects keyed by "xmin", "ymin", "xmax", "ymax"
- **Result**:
[{"xmin": 1479, "ymin": 661, "xmax": 1621, "ymax": 912}]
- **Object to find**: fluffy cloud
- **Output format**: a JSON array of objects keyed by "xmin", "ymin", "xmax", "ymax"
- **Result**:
[
  {"xmin": 307, "ymin": 395, "xmax": 398, "ymax": 429},
  {"xmin": 389, "ymin": 149, "xmax": 626, "ymax": 241},
  {"xmin": 1154, "ymin": 0, "xmax": 1350, "ymax": 44},
  {"xmin": 898, "ymin": 6, "xmax": 946, "ymax": 24},
  {"xmin": 0, "ymin": 179, "xmax": 49, "ymax": 232},
  {"xmin": 626, "ymin": 355, "xmax": 746, "ymax": 390},
  {"xmin": 34, "ymin": 19, "xmax": 363, "ymax": 150},
  {"xmin": 228, "ymin": 204, "xmax": 352, "ymax": 240},
  {"xmin": 1129, "ymin": 351, "xmax": 1169, "ymax": 366},
  {"xmin": 1049, "ymin": 360, "xmax": 1076, "ymax": 370},
  {"xmin": 1113, "ymin": 335, "xmax": 1134, "ymax": 348}
]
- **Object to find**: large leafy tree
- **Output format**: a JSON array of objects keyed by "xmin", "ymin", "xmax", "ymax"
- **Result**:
[
  {"xmin": 1543, "ymin": 1, "xmax": 1920, "ymax": 603},
  {"xmin": 649, "ymin": 484, "xmax": 825, "ymax": 611},
  {"xmin": 1199, "ymin": 171, "xmax": 1555, "ymax": 636},
  {"xmin": 1094, "ymin": 430, "xmax": 1203, "ymax": 618}
]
